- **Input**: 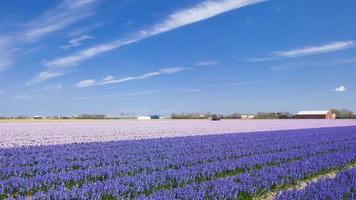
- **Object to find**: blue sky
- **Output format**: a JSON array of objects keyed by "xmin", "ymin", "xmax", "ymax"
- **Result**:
[{"xmin": 0, "ymin": 0, "xmax": 355, "ymax": 116}]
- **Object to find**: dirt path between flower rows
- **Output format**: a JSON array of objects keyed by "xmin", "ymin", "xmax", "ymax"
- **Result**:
[{"xmin": 256, "ymin": 164, "xmax": 356, "ymax": 200}]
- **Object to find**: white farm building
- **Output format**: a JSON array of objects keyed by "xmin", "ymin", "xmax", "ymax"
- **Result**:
[{"xmin": 137, "ymin": 116, "xmax": 151, "ymax": 120}]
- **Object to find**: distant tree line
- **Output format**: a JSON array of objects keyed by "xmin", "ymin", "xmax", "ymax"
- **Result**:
[
  {"xmin": 170, "ymin": 112, "xmax": 293, "ymax": 119},
  {"xmin": 170, "ymin": 109, "xmax": 356, "ymax": 120},
  {"xmin": 171, "ymin": 113, "xmax": 211, "ymax": 119},
  {"xmin": 1, "ymin": 109, "xmax": 355, "ymax": 120},
  {"xmin": 254, "ymin": 112, "xmax": 293, "ymax": 119},
  {"xmin": 76, "ymin": 114, "xmax": 106, "ymax": 119},
  {"xmin": 330, "ymin": 109, "xmax": 354, "ymax": 119},
  {"xmin": 224, "ymin": 113, "xmax": 243, "ymax": 119}
]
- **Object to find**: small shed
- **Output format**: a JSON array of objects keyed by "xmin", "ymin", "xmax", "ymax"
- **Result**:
[
  {"xmin": 137, "ymin": 116, "xmax": 151, "ymax": 120},
  {"xmin": 295, "ymin": 111, "xmax": 336, "ymax": 119},
  {"xmin": 241, "ymin": 115, "xmax": 255, "ymax": 120},
  {"xmin": 27, "ymin": 115, "xmax": 45, "ymax": 119}
]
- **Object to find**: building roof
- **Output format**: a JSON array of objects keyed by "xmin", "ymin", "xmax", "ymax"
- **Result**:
[{"xmin": 297, "ymin": 110, "xmax": 330, "ymax": 115}]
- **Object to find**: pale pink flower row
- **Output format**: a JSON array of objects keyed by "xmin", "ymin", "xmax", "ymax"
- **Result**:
[{"xmin": 1, "ymin": 119, "xmax": 356, "ymax": 148}]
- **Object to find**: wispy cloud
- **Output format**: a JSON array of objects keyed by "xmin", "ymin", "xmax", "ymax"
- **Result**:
[
  {"xmin": 158, "ymin": 67, "xmax": 187, "ymax": 74},
  {"xmin": 195, "ymin": 60, "xmax": 220, "ymax": 66},
  {"xmin": 23, "ymin": 0, "xmax": 96, "ymax": 41},
  {"xmin": 334, "ymin": 85, "xmax": 347, "ymax": 92},
  {"xmin": 0, "ymin": 0, "xmax": 97, "ymax": 72},
  {"xmin": 97, "ymin": 67, "xmax": 187, "ymax": 86},
  {"xmin": 77, "ymin": 90, "xmax": 159, "ymax": 100},
  {"xmin": 61, "ymin": 35, "xmax": 93, "ymax": 49},
  {"xmin": 14, "ymin": 95, "xmax": 32, "ymax": 100},
  {"xmin": 97, "ymin": 72, "xmax": 160, "ymax": 86},
  {"xmin": 0, "ymin": 37, "xmax": 16, "ymax": 71},
  {"xmin": 0, "ymin": 53, "xmax": 13, "ymax": 72},
  {"xmin": 75, "ymin": 79, "xmax": 96, "ymax": 88},
  {"xmin": 73, "ymin": 67, "xmax": 187, "ymax": 88},
  {"xmin": 223, "ymin": 81, "xmax": 268, "ymax": 86},
  {"xmin": 274, "ymin": 41, "xmax": 356, "ymax": 58},
  {"xmin": 44, "ymin": 0, "xmax": 266, "ymax": 69},
  {"xmin": 247, "ymin": 41, "xmax": 356, "ymax": 62},
  {"xmin": 102, "ymin": 75, "xmax": 115, "ymax": 82},
  {"xmin": 28, "ymin": 71, "xmax": 65, "ymax": 85},
  {"xmin": 44, "ymin": 83, "xmax": 64, "ymax": 92},
  {"xmin": 14, "ymin": 94, "xmax": 48, "ymax": 100},
  {"xmin": 269, "ymin": 63, "xmax": 303, "ymax": 71},
  {"xmin": 269, "ymin": 57, "xmax": 356, "ymax": 71},
  {"xmin": 245, "ymin": 57, "xmax": 280, "ymax": 62},
  {"xmin": 142, "ymin": 0, "xmax": 266, "ymax": 36},
  {"xmin": 169, "ymin": 88, "xmax": 203, "ymax": 93},
  {"xmin": 77, "ymin": 88, "xmax": 202, "ymax": 100},
  {"xmin": 44, "ymin": 38, "xmax": 141, "ymax": 68},
  {"xmin": 68, "ymin": 22, "xmax": 106, "ymax": 37}
]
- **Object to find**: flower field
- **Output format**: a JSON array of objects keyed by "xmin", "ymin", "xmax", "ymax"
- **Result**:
[
  {"xmin": 0, "ymin": 123, "xmax": 355, "ymax": 199},
  {"xmin": 275, "ymin": 168, "xmax": 356, "ymax": 200},
  {"xmin": 1, "ymin": 119, "xmax": 356, "ymax": 148}
]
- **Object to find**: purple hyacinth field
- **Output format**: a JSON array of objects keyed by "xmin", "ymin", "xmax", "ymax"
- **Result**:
[{"xmin": 1, "ymin": 120, "xmax": 356, "ymax": 199}]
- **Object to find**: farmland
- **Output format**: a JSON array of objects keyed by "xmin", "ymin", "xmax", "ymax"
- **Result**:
[
  {"xmin": 0, "ymin": 120, "xmax": 356, "ymax": 199},
  {"xmin": 1, "ymin": 119, "xmax": 356, "ymax": 148}
]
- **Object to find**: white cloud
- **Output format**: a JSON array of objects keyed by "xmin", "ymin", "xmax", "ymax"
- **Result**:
[
  {"xmin": 61, "ymin": 35, "xmax": 93, "ymax": 49},
  {"xmin": 274, "ymin": 41, "xmax": 356, "ymax": 58},
  {"xmin": 75, "ymin": 67, "xmax": 187, "ymax": 88},
  {"xmin": 77, "ymin": 90, "xmax": 159, "ymax": 100},
  {"xmin": 269, "ymin": 57, "xmax": 356, "ymax": 71},
  {"xmin": 44, "ymin": 38, "xmax": 140, "ymax": 68},
  {"xmin": 75, "ymin": 79, "xmax": 96, "ymax": 88},
  {"xmin": 195, "ymin": 60, "xmax": 219, "ymax": 66},
  {"xmin": 44, "ymin": 83, "xmax": 64, "ymax": 92},
  {"xmin": 0, "ymin": 0, "xmax": 97, "ymax": 72},
  {"xmin": 68, "ymin": 22, "xmax": 106, "ymax": 37},
  {"xmin": 169, "ymin": 88, "xmax": 203, "ymax": 93},
  {"xmin": 23, "ymin": 0, "xmax": 96, "ymax": 41},
  {"xmin": 0, "ymin": 54, "xmax": 12, "ymax": 72},
  {"xmin": 14, "ymin": 95, "xmax": 32, "ymax": 100},
  {"xmin": 269, "ymin": 63, "xmax": 302, "ymax": 71},
  {"xmin": 98, "ymin": 67, "xmax": 187, "ymax": 86},
  {"xmin": 159, "ymin": 67, "xmax": 187, "ymax": 74},
  {"xmin": 77, "ymin": 88, "xmax": 202, "ymax": 100},
  {"xmin": 245, "ymin": 57, "xmax": 280, "ymax": 62},
  {"xmin": 144, "ymin": 0, "xmax": 266, "ymax": 36},
  {"xmin": 28, "ymin": 71, "xmax": 64, "ymax": 85},
  {"xmin": 102, "ymin": 75, "xmax": 115, "ymax": 82},
  {"xmin": 14, "ymin": 94, "xmax": 48, "ymax": 100},
  {"xmin": 334, "ymin": 85, "xmax": 347, "ymax": 92},
  {"xmin": 0, "ymin": 39, "xmax": 15, "ymax": 71},
  {"xmin": 222, "ymin": 81, "xmax": 268, "ymax": 87},
  {"xmin": 44, "ymin": 0, "xmax": 266, "ymax": 68}
]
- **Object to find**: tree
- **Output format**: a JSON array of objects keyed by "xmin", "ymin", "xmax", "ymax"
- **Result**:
[
  {"xmin": 76, "ymin": 114, "xmax": 106, "ymax": 119},
  {"xmin": 254, "ymin": 112, "xmax": 292, "ymax": 119},
  {"xmin": 330, "ymin": 109, "xmax": 353, "ymax": 119},
  {"xmin": 225, "ymin": 113, "xmax": 242, "ymax": 119},
  {"xmin": 170, "ymin": 113, "xmax": 209, "ymax": 119}
]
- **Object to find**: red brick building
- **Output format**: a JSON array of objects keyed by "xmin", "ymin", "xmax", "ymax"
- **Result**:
[{"xmin": 296, "ymin": 111, "xmax": 336, "ymax": 119}]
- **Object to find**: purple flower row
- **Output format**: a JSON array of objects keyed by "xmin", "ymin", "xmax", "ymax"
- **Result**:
[
  {"xmin": 143, "ymin": 150, "xmax": 355, "ymax": 199},
  {"xmin": 1, "ymin": 127, "xmax": 353, "ymax": 180},
  {"xmin": 275, "ymin": 167, "xmax": 356, "ymax": 200}
]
